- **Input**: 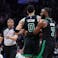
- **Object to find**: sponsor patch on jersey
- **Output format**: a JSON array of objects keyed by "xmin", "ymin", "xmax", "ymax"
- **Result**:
[
  {"xmin": 27, "ymin": 19, "xmax": 35, "ymax": 22},
  {"xmin": 50, "ymin": 23, "xmax": 55, "ymax": 26}
]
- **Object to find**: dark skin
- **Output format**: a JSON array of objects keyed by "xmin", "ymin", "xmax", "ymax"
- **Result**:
[{"xmin": 40, "ymin": 9, "xmax": 49, "ymax": 18}]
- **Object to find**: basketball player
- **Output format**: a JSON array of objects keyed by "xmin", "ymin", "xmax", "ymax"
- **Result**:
[
  {"xmin": 40, "ymin": 8, "xmax": 56, "ymax": 58},
  {"xmin": 15, "ymin": 5, "xmax": 47, "ymax": 58}
]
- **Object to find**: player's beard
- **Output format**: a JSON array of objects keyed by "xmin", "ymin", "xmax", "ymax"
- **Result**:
[{"xmin": 41, "ymin": 15, "xmax": 45, "ymax": 19}]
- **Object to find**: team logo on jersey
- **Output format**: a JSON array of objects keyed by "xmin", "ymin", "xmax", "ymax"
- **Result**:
[
  {"xmin": 27, "ymin": 19, "xmax": 35, "ymax": 22},
  {"xmin": 50, "ymin": 23, "xmax": 55, "ymax": 37}
]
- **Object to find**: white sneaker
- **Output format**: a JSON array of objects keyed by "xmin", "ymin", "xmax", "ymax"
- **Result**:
[{"xmin": 16, "ymin": 53, "xmax": 25, "ymax": 58}]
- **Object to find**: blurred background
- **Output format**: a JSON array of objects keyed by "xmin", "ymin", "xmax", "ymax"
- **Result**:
[{"xmin": 0, "ymin": 0, "xmax": 58, "ymax": 23}]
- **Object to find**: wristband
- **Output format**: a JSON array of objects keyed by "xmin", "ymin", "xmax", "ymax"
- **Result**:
[{"xmin": 14, "ymin": 29, "xmax": 20, "ymax": 33}]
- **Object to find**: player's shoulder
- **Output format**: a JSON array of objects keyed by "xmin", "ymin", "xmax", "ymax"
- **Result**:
[
  {"xmin": 47, "ymin": 17, "xmax": 52, "ymax": 20},
  {"xmin": 20, "ymin": 17, "xmax": 26, "ymax": 22},
  {"xmin": 21, "ymin": 17, "xmax": 26, "ymax": 20},
  {"xmin": 36, "ymin": 15, "xmax": 41, "ymax": 19},
  {"xmin": 47, "ymin": 17, "xmax": 53, "ymax": 22}
]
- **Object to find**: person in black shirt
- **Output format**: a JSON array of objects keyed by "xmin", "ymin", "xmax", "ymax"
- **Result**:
[{"xmin": 40, "ymin": 8, "xmax": 56, "ymax": 58}]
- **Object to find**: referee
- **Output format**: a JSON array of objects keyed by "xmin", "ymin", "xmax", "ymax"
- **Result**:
[{"xmin": 4, "ymin": 18, "xmax": 18, "ymax": 58}]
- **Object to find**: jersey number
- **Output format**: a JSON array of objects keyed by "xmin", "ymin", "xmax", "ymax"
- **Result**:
[
  {"xmin": 28, "ymin": 23, "xmax": 35, "ymax": 32},
  {"xmin": 51, "ymin": 27, "xmax": 55, "ymax": 37}
]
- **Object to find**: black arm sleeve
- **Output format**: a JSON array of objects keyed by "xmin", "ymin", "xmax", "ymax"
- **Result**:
[{"xmin": 14, "ymin": 28, "xmax": 20, "ymax": 33}]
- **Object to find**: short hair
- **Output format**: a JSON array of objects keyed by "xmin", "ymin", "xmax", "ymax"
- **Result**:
[{"xmin": 26, "ymin": 5, "xmax": 35, "ymax": 13}]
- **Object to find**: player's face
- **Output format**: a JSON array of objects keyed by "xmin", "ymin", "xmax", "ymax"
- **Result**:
[{"xmin": 7, "ymin": 19, "xmax": 14, "ymax": 28}]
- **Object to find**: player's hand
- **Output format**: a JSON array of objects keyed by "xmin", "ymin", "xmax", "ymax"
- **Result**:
[{"xmin": 33, "ymin": 20, "xmax": 44, "ymax": 35}]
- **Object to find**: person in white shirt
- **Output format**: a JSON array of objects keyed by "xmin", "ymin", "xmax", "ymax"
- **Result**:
[{"xmin": 4, "ymin": 18, "xmax": 18, "ymax": 58}]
